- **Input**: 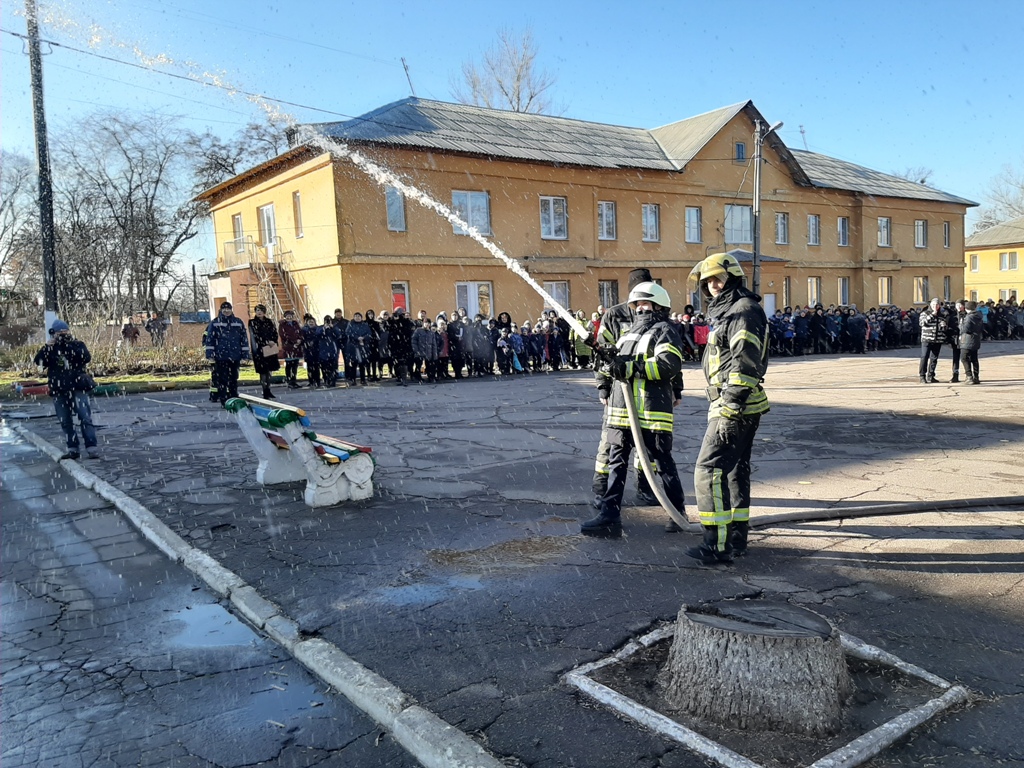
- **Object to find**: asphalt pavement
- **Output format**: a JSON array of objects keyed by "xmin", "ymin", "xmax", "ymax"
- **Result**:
[{"xmin": 3, "ymin": 342, "xmax": 1023, "ymax": 767}]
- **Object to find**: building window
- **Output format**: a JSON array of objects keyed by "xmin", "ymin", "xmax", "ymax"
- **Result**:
[
  {"xmin": 878, "ymin": 276, "xmax": 892, "ymax": 305},
  {"xmin": 970, "ymin": 254, "xmax": 979, "ymax": 272},
  {"xmin": 969, "ymin": 290, "xmax": 978, "ymax": 302},
  {"xmin": 257, "ymin": 203, "xmax": 277, "ymax": 259},
  {"xmin": 783, "ymin": 277, "xmax": 791, "ymax": 308},
  {"xmin": 775, "ymin": 212, "xmax": 789, "ymax": 244},
  {"xmin": 456, "ymin": 281, "xmax": 492, "ymax": 317},
  {"xmin": 641, "ymin": 203, "xmax": 660, "ymax": 242},
  {"xmin": 838, "ymin": 277, "xmax": 850, "ymax": 305},
  {"xmin": 943, "ymin": 221, "xmax": 951, "ymax": 248},
  {"xmin": 1000, "ymin": 289, "xmax": 1014, "ymax": 301},
  {"xmin": 725, "ymin": 204, "xmax": 753, "ymax": 244},
  {"xmin": 878, "ymin": 217, "xmax": 892, "ymax": 247},
  {"xmin": 734, "ymin": 142, "xmax": 746, "ymax": 162},
  {"xmin": 451, "ymin": 190, "xmax": 491, "ymax": 236},
  {"xmin": 808, "ymin": 277, "xmax": 822, "ymax": 306},
  {"xmin": 292, "ymin": 191, "xmax": 304, "ymax": 238},
  {"xmin": 915, "ymin": 219, "xmax": 928, "ymax": 248},
  {"xmin": 597, "ymin": 201, "xmax": 616, "ymax": 241},
  {"xmin": 685, "ymin": 207, "xmax": 702, "ymax": 243},
  {"xmin": 943, "ymin": 275, "xmax": 952, "ymax": 301},
  {"xmin": 914, "ymin": 276, "xmax": 930, "ymax": 304},
  {"xmin": 999, "ymin": 251, "xmax": 1019, "ymax": 270},
  {"xmin": 598, "ymin": 280, "xmax": 619, "ymax": 308},
  {"xmin": 392, "ymin": 281, "xmax": 409, "ymax": 313},
  {"xmin": 807, "ymin": 214, "xmax": 821, "ymax": 246},
  {"xmin": 544, "ymin": 280, "xmax": 570, "ymax": 311},
  {"xmin": 540, "ymin": 195, "xmax": 568, "ymax": 240},
  {"xmin": 838, "ymin": 216, "xmax": 850, "ymax": 247},
  {"xmin": 386, "ymin": 186, "xmax": 406, "ymax": 232},
  {"xmin": 231, "ymin": 213, "xmax": 244, "ymax": 253}
]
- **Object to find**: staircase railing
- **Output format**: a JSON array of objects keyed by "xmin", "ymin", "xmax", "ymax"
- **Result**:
[{"xmin": 275, "ymin": 247, "xmax": 312, "ymax": 319}]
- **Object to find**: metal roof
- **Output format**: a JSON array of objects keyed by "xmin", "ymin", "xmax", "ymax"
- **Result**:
[
  {"xmin": 307, "ymin": 98, "xmax": 677, "ymax": 171},
  {"xmin": 965, "ymin": 215, "xmax": 1024, "ymax": 248},
  {"xmin": 649, "ymin": 103, "xmax": 747, "ymax": 170},
  {"xmin": 790, "ymin": 149, "xmax": 977, "ymax": 206}
]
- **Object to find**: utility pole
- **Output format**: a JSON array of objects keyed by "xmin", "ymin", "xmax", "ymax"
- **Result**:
[
  {"xmin": 401, "ymin": 57, "xmax": 416, "ymax": 97},
  {"xmin": 751, "ymin": 119, "xmax": 783, "ymax": 298},
  {"xmin": 26, "ymin": 0, "xmax": 59, "ymax": 333}
]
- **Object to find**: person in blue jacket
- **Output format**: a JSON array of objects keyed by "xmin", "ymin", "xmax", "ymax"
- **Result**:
[{"xmin": 204, "ymin": 301, "xmax": 250, "ymax": 404}]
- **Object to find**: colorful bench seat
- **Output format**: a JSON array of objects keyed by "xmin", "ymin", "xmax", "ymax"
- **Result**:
[{"xmin": 225, "ymin": 394, "xmax": 375, "ymax": 507}]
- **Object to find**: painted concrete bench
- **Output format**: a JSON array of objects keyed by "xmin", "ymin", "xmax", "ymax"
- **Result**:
[{"xmin": 224, "ymin": 394, "xmax": 375, "ymax": 507}]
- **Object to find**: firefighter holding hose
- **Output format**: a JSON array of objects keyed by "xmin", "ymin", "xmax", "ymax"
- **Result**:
[
  {"xmin": 580, "ymin": 282, "xmax": 686, "ymax": 537},
  {"xmin": 686, "ymin": 253, "xmax": 770, "ymax": 564}
]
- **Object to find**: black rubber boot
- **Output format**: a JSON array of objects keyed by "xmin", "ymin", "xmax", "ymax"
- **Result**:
[
  {"xmin": 949, "ymin": 373, "xmax": 960, "ymax": 383},
  {"xmin": 581, "ymin": 513, "xmax": 622, "ymax": 537},
  {"xmin": 665, "ymin": 519, "xmax": 684, "ymax": 533},
  {"xmin": 636, "ymin": 488, "xmax": 659, "ymax": 507},
  {"xmin": 729, "ymin": 521, "xmax": 749, "ymax": 557},
  {"xmin": 685, "ymin": 525, "xmax": 733, "ymax": 564}
]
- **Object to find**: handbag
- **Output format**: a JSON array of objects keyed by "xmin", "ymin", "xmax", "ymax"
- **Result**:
[{"xmin": 261, "ymin": 341, "xmax": 280, "ymax": 357}]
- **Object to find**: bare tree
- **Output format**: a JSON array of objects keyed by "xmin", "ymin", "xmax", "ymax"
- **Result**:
[
  {"xmin": 0, "ymin": 152, "xmax": 41, "ymax": 294},
  {"xmin": 189, "ymin": 117, "xmax": 290, "ymax": 193},
  {"xmin": 892, "ymin": 166, "xmax": 934, "ymax": 186},
  {"xmin": 451, "ymin": 27, "xmax": 560, "ymax": 114},
  {"xmin": 974, "ymin": 161, "xmax": 1024, "ymax": 233}
]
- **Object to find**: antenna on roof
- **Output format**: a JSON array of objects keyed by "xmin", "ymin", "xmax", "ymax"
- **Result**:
[
  {"xmin": 799, "ymin": 125, "xmax": 808, "ymax": 151},
  {"xmin": 401, "ymin": 57, "xmax": 417, "ymax": 97}
]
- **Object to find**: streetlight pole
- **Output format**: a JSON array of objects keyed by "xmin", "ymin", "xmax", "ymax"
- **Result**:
[
  {"xmin": 752, "ymin": 119, "xmax": 783, "ymax": 298},
  {"xmin": 26, "ymin": 0, "xmax": 59, "ymax": 332}
]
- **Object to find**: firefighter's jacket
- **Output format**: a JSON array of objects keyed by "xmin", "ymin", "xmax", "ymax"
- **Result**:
[
  {"xmin": 598, "ymin": 310, "xmax": 683, "ymax": 433},
  {"xmin": 703, "ymin": 283, "xmax": 770, "ymax": 419},
  {"xmin": 595, "ymin": 301, "xmax": 682, "ymax": 401}
]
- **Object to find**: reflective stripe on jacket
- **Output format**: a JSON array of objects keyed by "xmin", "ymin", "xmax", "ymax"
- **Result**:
[
  {"xmin": 703, "ymin": 284, "xmax": 770, "ymax": 419},
  {"xmin": 604, "ymin": 313, "xmax": 683, "ymax": 433}
]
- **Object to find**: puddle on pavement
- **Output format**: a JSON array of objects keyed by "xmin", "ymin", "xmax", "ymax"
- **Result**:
[
  {"xmin": 428, "ymin": 536, "xmax": 576, "ymax": 569},
  {"xmin": 167, "ymin": 603, "xmax": 258, "ymax": 648},
  {"xmin": 378, "ymin": 574, "xmax": 484, "ymax": 606}
]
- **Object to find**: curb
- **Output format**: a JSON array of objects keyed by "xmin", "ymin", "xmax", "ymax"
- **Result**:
[{"xmin": 9, "ymin": 423, "xmax": 505, "ymax": 768}]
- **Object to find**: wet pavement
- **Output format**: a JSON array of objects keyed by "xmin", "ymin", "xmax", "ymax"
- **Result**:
[
  {"xmin": 3, "ymin": 342, "xmax": 1024, "ymax": 767},
  {"xmin": 0, "ymin": 429, "xmax": 417, "ymax": 767}
]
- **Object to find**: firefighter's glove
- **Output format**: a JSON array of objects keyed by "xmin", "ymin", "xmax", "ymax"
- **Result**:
[
  {"xmin": 716, "ymin": 415, "xmax": 742, "ymax": 442},
  {"xmin": 609, "ymin": 355, "xmax": 634, "ymax": 381}
]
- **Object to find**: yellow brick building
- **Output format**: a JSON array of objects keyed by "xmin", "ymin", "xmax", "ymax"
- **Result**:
[
  {"xmin": 964, "ymin": 215, "xmax": 1023, "ymax": 303},
  {"xmin": 196, "ymin": 99, "xmax": 975, "ymax": 324}
]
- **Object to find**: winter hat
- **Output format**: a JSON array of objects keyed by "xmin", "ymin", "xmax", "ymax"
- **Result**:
[
  {"xmin": 627, "ymin": 268, "xmax": 653, "ymax": 290},
  {"xmin": 220, "ymin": 301, "xmax": 233, "ymax": 310},
  {"xmin": 49, "ymin": 319, "xmax": 70, "ymax": 335},
  {"xmin": 394, "ymin": 306, "xmax": 406, "ymax": 315}
]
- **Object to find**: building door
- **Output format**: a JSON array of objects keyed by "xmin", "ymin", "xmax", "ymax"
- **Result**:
[
  {"xmin": 258, "ymin": 204, "xmax": 277, "ymax": 262},
  {"xmin": 762, "ymin": 293, "xmax": 776, "ymax": 316},
  {"xmin": 456, "ymin": 282, "xmax": 493, "ymax": 318},
  {"xmin": 391, "ymin": 282, "xmax": 409, "ymax": 313}
]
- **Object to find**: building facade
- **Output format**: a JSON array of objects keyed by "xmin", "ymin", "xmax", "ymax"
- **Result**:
[
  {"xmin": 964, "ymin": 215, "xmax": 1023, "ymax": 303},
  {"xmin": 197, "ymin": 99, "xmax": 975, "ymax": 324}
]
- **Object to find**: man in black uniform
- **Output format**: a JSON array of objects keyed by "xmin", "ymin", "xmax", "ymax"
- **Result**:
[
  {"xmin": 591, "ymin": 268, "xmax": 676, "ymax": 513},
  {"xmin": 687, "ymin": 254, "xmax": 770, "ymax": 564}
]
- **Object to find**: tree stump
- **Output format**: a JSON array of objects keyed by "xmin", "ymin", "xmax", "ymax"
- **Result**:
[{"xmin": 658, "ymin": 602, "xmax": 851, "ymax": 736}]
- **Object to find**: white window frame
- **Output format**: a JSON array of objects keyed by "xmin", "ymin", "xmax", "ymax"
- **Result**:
[
  {"xmin": 914, "ymin": 276, "xmax": 930, "ymax": 304},
  {"xmin": 455, "ymin": 281, "xmax": 492, "ymax": 318},
  {"xmin": 725, "ymin": 204, "xmax": 753, "ymax": 244},
  {"xmin": 598, "ymin": 280, "xmax": 619, "ymax": 308},
  {"xmin": 915, "ymin": 219, "xmax": 928, "ymax": 248},
  {"xmin": 597, "ymin": 201, "xmax": 616, "ymax": 241},
  {"xmin": 391, "ymin": 281, "xmax": 410, "ymax": 314},
  {"xmin": 969, "ymin": 290, "xmax": 979, "ymax": 302},
  {"xmin": 775, "ymin": 212, "xmax": 789, "ymax": 245},
  {"xmin": 1000, "ymin": 251, "xmax": 1018, "ymax": 271},
  {"xmin": 1000, "ymin": 289, "xmax": 1014, "ymax": 301},
  {"xmin": 451, "ymin": 190, "xmax": 491, "ymax": 236},
  {"xmin": 878, "ymin": 217, "xmax": 892, "ymax": 247},
  {"xmin": 943, "ymin": 275, "xmax": 952, "ymax": 301},
  {"xmin": 641, "ymin": 203, "xmax": 660, "ymax": 242},
  {"xmin": 543, "ymin": 280, "xmax": 570, "ymax": 311},
  {"xmin": 257, "ymin": 203, "xmax": 277, "ymax": 261},
  {"xmin": 386, "ymin": 185, "xmax": 406, "ymax": 232},
  {"xmin": 231, "ymin": 213, "xmax": 245, "ymax": 253},
  {"xmin": 838, "ymin": 216, "xmax": 850, "ymax": 247},
  {"xmin": 838, "ymin": 276, "xmax": 850, "ymax": 305},
  {"xmin": 807, "ymin": 214, "xmax": 821, "ymax": 246},
  {"xmin": 807, "ymin": 277, "xmax": 822, "ymax": 306},
  {"xmin": 970, "ymin": 254, "xmax": 979, "ymax": 272},
  {"xmin": 943, "ymin": 221, "xmax": 951, "ymax": 249},
  {"xmin": 540, "ymin": 195, "xmax": 568, "ymax": 240},
  {"xmin": 685, "ymin": 207, "xmax": 702, "ymax": 243},
  {"xmin": 878, "ymin": 276, "xmax": 892, "ymax": 306},
  {"xmin": 292, "ymin": 191, "xmax": 304, "ymax": 238}
]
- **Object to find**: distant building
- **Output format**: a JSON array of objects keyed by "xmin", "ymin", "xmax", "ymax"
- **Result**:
[
  {"xmin": 195, "ymin": 98, "xmax": 976, "ymax": 323},
  {"xmin": 964, "ymin": 215, "xmax": 1023, "ymax": 303}
]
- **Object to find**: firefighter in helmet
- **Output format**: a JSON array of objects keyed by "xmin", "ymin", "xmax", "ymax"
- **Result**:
[
  {"xmin": 581, "ymin": 281, "xmax": 686, "ymax": 536},
  {"xmin": 686, "ymin": 253, "xmax": 770, "ymax": 563}
]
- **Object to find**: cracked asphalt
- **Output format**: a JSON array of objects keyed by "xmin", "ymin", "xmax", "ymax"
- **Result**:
[{"xmin": 3, "ymin": 341, "xmax": 1023, "ymax": 767}]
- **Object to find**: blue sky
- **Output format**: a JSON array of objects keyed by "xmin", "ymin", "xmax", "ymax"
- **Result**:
[{"xmin": 3, "ymin": 0, "xmax": 1023, "ymax": 235}]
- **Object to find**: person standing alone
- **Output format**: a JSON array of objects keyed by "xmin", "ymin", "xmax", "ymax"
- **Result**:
[{"xmin": 34, "ymin": 320, "xmax": 99, "ymax": 460}]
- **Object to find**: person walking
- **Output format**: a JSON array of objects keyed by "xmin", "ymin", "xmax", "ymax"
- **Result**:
[
  {"xmin": 918, "ymin": 298, "xmax": 945, "ymax": 384},
  {"xmin": 248, "ymin": 304, "xmax": 280, "ymax": 399},
  {"xmin": 580, "ymin": 283, "xmax": 685, "ymax": 537},
  {"xmin": 204, "ymin": 302, "xmax": 250, "ymax": 404},
  {"xmin": 686, "ymin": 253, "xmax": 770, "ymax": 564},
  {"xmin": 34, "ymin": 320, "xmax": 99, "ymax": 460},
  {"xmin": 959, "ymin": 300, "xmax": 983, "ymax": 384}
]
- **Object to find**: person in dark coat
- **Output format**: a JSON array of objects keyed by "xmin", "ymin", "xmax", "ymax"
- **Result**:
[
  {"xmin": 364, "ymin": 309, "xmax": 382, "ymax": 381},
  {"xmin": 386, "ymin": 307, "xmax": 414, "ymax": 386},
  {"xmin": 204, "ymin": 301, "xmax": 250, "ymax": 404},
  {"xmin": 847, "ymin": 308, "xmax": 868, "ymax": 355},
  {"xmin": 319, "ymin": 316, "xmax": 341, "ymax": 387},
  {"xmin": 345, "ymin": 312, "xmax": 371, "ymax": 385},
  {"xmin": 918, "ymin": 298, "xmax": 945, "ymax": 384},
  {"xmin": 34, "ymin": 320, "xmax": 99, "ymax": 460},
  {"xmin": 301, "ymin": 314, "xmax": 322, "ymax": 388},
  {"xmin": 278, "ymin": 310, "xmax": 304, "ymax": 388},
  {"xmin": 447, "ymin": 312, "xmax": 466, "ymax": 378},
  {"xmin": 959, "ymin": 301, "xmax": 983, "ymax": 384},
  {"xmin": 248, "ymin": 304, "xmax": 280, "ymax": 399}
]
